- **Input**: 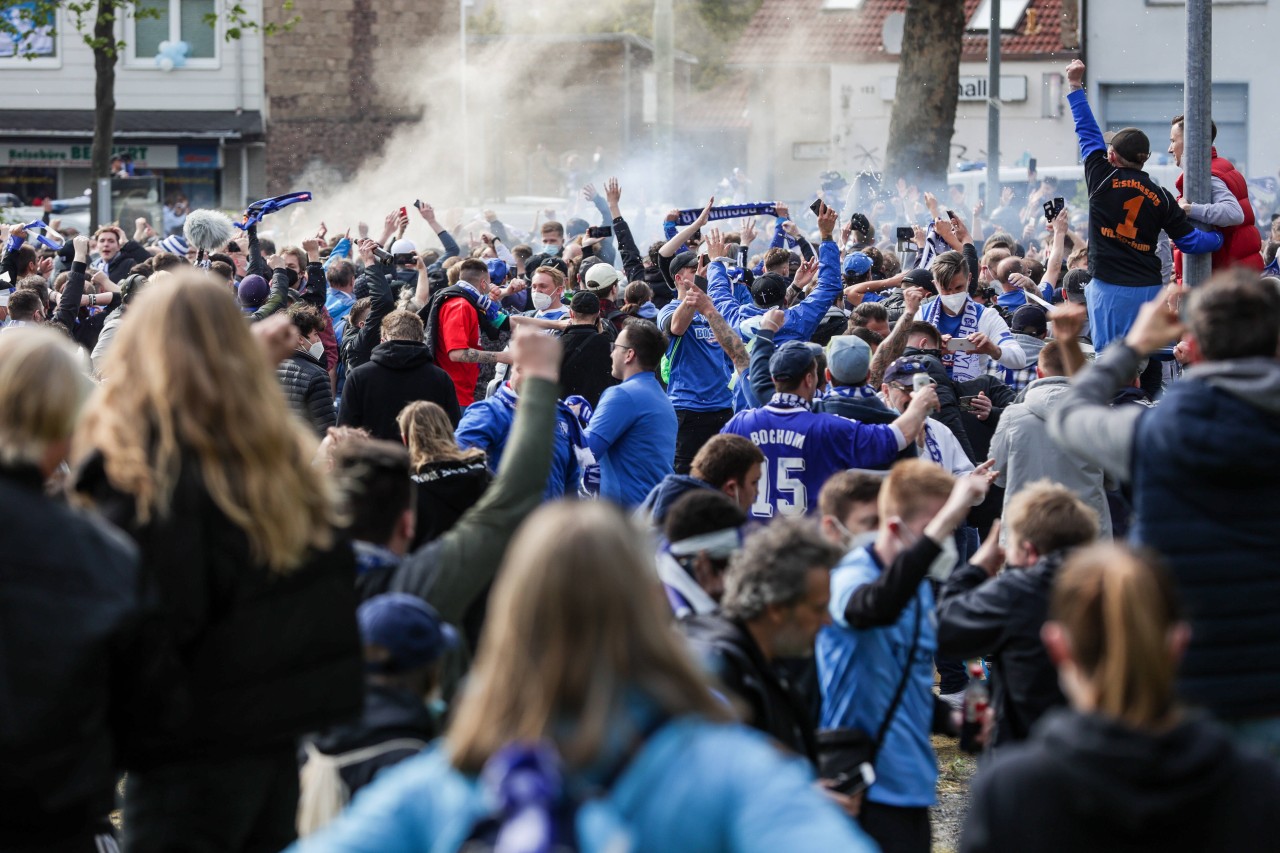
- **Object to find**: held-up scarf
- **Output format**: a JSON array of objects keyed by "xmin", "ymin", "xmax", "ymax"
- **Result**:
[
  {"xmin": 234, "ymin": 190, "xmax": 313, "ymax": 231},
  {"xmin": 456, "ymin": 281, "xmax": 508, "ymax": 330},
  {"xmin": 19, "ymin": 220, "xmax": 64, "ymax": 251},
  {"xmin": 919, "ymin": 295, "xmax": 981, "ymax": 378},
  {"xmin": 675, "ymin": 201, "xmax": 779, "ymax": 226}
]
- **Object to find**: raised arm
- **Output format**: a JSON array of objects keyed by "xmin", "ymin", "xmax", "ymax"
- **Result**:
[
  {"xmin": 660, "ymin": 197, "xmax": 713, "ymax": 259},
  {"xmin": 868, "ymin": 286, "xmax": 927, "ymax": 388},
  {"xmin": 606, "ymin": 177, "xmax": 646, "ymax": 284},
  {"xmin": 1065, "ymin": 60, "xmax": 1105, "ymax": 160}
]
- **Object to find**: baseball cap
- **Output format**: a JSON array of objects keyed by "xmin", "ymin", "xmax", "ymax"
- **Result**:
[
  {"xmin": 535, "ymin": 256, "xmax": 569, "ymax": 276},
  {"xmin": 769, "ymin": 340, "xmax": 819, "ymax": 382},
  {"xmin": 584, "ymin": 263, "xmax": 620, "ymax": 293},
  {"xmin": 902, "ymin": 267, "xmax": 937, "ymax": 294},
  {"xmin": 1103, "ymin": 128, "xmax": 1151, "ymax": 164},
  {"xmin": 486, "ymin": 258, "xmax": 509, "ymax": 283},
  {"xmin": 751, "ymin": 272, "xmax": 788, "ymax": 308},
  {"xmin": 883, "ymin": 357, "xmax": 936, "ymax": 389},
  {"xmin": 843, "ymin": 252, "xmax": 873, "ymax": 276},
  {"xmin": 570, "ymin": 290, "xmax": 601, "ymax": 315},
  {"xmin": 358, "ymin": 593, "xmax": 458, "ymax": 674},
  {"xmin": 236, "ymin": 274, "xmax": 269, "ymax": 308},
  {"xmin": 1011, "ymin": 305, "xmax": 1048, "ymax": 336},
  {"xmin": 669, "ymin": 251, "xmax": 700, "ymax": 277},
  {"xmin": 1063, "ymin": 268, "xmax": 1090, "ymax": 304},
  {"xmin": 827, "ymin": 335, "xmax": 872, "ymax": 385}
]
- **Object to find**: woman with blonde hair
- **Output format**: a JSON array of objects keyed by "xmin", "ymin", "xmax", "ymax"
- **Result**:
[
  {"xmin": 292, "ymin": 501, "xmax": 874, "ymax": 853},
  {"xmin": 396, "ymin": 399, "xmax": 489, "ymax": 547},
  {"xmin": 961, "ymin": 544, "xmax": 1280, "ymax": 852},
  {"xmin": 72, "ymin": 275, "xmax": 363, "ymax": 853}
]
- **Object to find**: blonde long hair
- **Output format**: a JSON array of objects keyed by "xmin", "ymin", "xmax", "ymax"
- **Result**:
[
  {"xmin": 0, "ymin": 326, "xmax": 91, "ymax": 469},
  {"xmin": 74, "ymin": 274, "xmax": 337, "ymax": 572},
  {"xmin": 448, "ymin": 502, "xmax": 731, "ymax": 773},
  {"xmin": 1051, "ymin": 544, "xmax": 1182, "ymax": 729},
  {"xmin": 396, "ymin": 400, "xmax": 483, "ymax": 471}
]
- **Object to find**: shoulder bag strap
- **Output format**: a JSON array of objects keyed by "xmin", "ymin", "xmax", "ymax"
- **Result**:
[{"xmin": 869, "ymin": 596, "xmax": 923, "ymax": 764}]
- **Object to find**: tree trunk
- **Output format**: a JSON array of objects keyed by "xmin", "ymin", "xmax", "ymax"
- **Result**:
[
  {"xmin": 884, "ymin": 0, "xmax": 966, "ymax": 189},
  {"xmin": 90, "ymin": 0, "xmax": 118, "ymax": 230}
]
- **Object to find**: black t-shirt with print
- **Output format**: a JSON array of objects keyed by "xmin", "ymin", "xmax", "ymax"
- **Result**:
[{"xmin": 1085, "ymin": 150, "xmax": 1193, "ymax": 287}]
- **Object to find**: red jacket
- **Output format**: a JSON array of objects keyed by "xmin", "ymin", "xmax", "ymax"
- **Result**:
[{"xmin": 1174, "ymin": 150, "xmax": 1264, "ymax": 278}]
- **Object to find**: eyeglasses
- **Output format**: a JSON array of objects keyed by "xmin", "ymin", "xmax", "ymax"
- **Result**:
[{"xmin": 610, "ymin": 343, "xmax": 632, "ymax": 353}]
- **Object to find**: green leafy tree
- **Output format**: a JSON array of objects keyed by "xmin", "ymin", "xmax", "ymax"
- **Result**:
[{"xmin": 0, "ymin": 1, "xmax": 297, "ymax": 226}]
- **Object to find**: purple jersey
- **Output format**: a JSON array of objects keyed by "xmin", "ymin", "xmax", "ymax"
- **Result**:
[{"xmin": 722, "ymin": 403, "xmax": 901, "ymax": 519}]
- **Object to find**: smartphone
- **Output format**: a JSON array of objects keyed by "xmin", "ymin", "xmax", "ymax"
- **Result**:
[
  {"xmin": 896, "ymin": 226, "xmax": 915, "ymax": 242},
  {"xmin": 832, "ymin": 763, "xmax": 876, "ymax": 797},
  {"xmin": 413, "ymin": 199, "xmax": 423, "ymax": 210},
  {"xmin": 586, "ymin": 225, "xmax": 613, "ymax": 239},
  {"xmin": 809, "ymin": 198, "xmax": 825, "ymax": 217},
  {"xmin": 399, "ymin": 206, "xmax": 407, "ymax": 219},
  {"xmin": 947, "ymin": 337, "xmax": 979, "ymax": 353},
  {"xmin": 1043, "ymin": 196, "xmax": 1065, "ymax": 222},
  {"xmin": 959, "ymin": 395, "xmax": 978, "ymax": 412},
  {"xmin": 1028, "ymin": 157, "xmax": 1038, "ymax": 176}
]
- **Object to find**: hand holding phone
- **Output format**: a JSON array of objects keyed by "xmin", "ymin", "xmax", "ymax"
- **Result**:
[
  {"xmin": 1043, "ymin": 196, "xmax": 1065, "ymax": 222},
  {"xmin": 946, "ymin": 337, "xmax": 979, "ymax": 353},
  {"xmin": 586, "ymin": 225, "xmax": 613, "ymax": 239}
]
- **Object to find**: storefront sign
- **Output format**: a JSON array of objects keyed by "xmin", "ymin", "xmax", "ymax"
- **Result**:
[
  {"xmin": 0, "ymin": 144, "xmax": 181, "ymax": 169},
  {"xmin": 878, "ymin": 75, "xmax": 1028, "ymax": 103}
]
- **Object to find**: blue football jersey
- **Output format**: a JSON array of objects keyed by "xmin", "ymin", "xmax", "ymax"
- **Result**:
[{"xmin": 721, "ymin": 403, "xmax": 900, "ymax": 519}]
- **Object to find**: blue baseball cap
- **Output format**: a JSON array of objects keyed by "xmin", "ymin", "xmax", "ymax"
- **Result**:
[
  {"xmin": 883, "ymin": 357, "xmax": 936, "ymax": 389},
  {"xmin": 769, "ymin": 340, "xmax": 820, "ymax": 381},
  {"xmin": 826, "ymin": 335, "xmax": 872, "ymax": 385},
  {"xmin": 486, "ymin": 258, "xmax": 509, "ymax": 283},
  {"xmin": 842, "ymin": 252, "xmax": 873, "ymax": 276},
  {"xmin": 358, "ymin": 593, "xmax": 458, "ymax": 673}
]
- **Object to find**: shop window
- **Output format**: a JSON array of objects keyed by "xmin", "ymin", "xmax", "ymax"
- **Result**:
[{"xmin": 131, "ymin": 0, "xmax": 218, "ymax": 66}]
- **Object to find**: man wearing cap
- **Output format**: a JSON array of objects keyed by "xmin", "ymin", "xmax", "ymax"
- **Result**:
[
  {"xmin": 986, "ymin": 305, "xmax": 1049, "ymax": 394},
  {"xmin": 558, "ymin": 290, "xmax": 617, "ymax": 409},
  {"xmin": 654, "ymin": 206, "xmax": 738, "ymax": 473},
  {"xmin": 1064, "ymin": 59, "xmax": 1223, "ymax": 351},
  {"xmin": 301, "ymin": 594, "xmax": 456, "ymax": 804},
  {"xmin": 880, "ymin": 357, "xmax": 974, "ymax": 478},
  {"xmin": 583, "ymin": 262, "xmax": 627, "ymax": 333},
  {"xmin": 721, "ymin": 340, "xmax": 936, "ymax": 520},
  {"xmin": 1167, "ymin": 114, "xmax": 1263, "ymax": 276},
  {"xmin": 815, "ymin": 335, "xmax": 898, "ymax": 428}
]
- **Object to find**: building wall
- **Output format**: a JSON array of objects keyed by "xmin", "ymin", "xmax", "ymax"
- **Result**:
[
  {"xmin": 1085, "ymin": 0, "xmax": 1278, "ymax": 176},
  {"xmin": 0, "ymin": 2, "xmax": 263, "ymax": 113},
  {"xmin": 744, "ymin": 66, "xmax": 833, "ymax": 203}
]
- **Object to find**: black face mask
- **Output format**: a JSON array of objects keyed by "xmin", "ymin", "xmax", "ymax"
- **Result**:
[{"xmin": 284, "ymin": 267, "xmax": 299, "ymax": 289}]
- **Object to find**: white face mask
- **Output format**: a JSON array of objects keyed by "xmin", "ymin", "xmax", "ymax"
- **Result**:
[
  {"xmin": 308, "ymin": 340, "xmax": 324, "ymax": 361},
  {"xmin": 531, "ymin": 291, "xmax": 554, "ymax": 312},
  {"xmin": 940, "ymin": 292, "xmax": 969, "ymax": 314}
]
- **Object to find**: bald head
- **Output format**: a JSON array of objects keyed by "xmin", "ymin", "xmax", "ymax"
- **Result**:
[{"xmin": 995, "ymin": 257, "xmax": 1024, "ymax": 291}]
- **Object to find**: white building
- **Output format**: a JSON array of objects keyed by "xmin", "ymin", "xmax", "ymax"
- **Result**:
[
  {"xmin": 1083, "ymin": 0, "xmax": 1274, "ymax": 178},
  {"xmin": 0, "ymin": 0, "xmax": 267, "ymax": 210}
]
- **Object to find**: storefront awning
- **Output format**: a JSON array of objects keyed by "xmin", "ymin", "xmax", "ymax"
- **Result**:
[{"xmin": 0, "ymin": 110, "xmax": 264, "ymax": 141}]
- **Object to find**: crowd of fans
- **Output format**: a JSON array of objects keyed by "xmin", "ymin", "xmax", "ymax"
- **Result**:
[{"xmin": 3, "ymin": 59, "xmax": 1280, "ymax": 853}]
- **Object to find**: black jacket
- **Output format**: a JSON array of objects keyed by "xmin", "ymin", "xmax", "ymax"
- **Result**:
[
  {"xmin": 0, "ymin": 466, "xmax": 174, "ymax": 848},
  {"xmin": 73, "ymin": 453, "xmax": 364, "ymax": 767},
  {"xmin": 306, "ymin": 683, "xmax": 437, "ymax": 795},
  {"xmin": 962, "ymin": 710, "xmax": 1280, "ymax": 853},
  {"xmin": 936, "ymin": 554, "xmax": 1068, "ymax": 747},
  {"xmin": 104, "ymin": 240, "xmax": 150, "ymax": 283},
  {"xmin": 410, "ymin": 457, "xmax": 490, "ymax": 549},
  {"xmin": 348, "ymin": 262, "xmax": 396, "ymax": 370},
  {"xmin": 559, "ymin": 322, "xmax": 618, "ymax": 409},
  {"xmin": 279, "ymin": 349, "xmax": 336, "ymax": 436},
  {"xmin": 680, "ymin": 614, "xmax": 818, "ymax": 765},
  {"xmin": 338, "ymin": 339, "xmax": 461, "ymax": 440}
]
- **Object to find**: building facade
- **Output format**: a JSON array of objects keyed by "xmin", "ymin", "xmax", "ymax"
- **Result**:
[{"xmin": 0, "ymin": 0, "xmax": 266, "ymax": 210}]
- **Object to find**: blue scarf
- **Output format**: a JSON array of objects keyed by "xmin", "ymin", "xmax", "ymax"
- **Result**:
[
  {"xmin": 352, "ymin": 540, "xmax": 401, "ymax": 575},
  {"xmin": 922, "ymin": 423, "xmax": 944, "ymax": 465},
  {"xmin": 920, "ymin": 296, "xmax": 981, "ymax": 378},
  {"xmin": 456, "ymin": 281, "xmax": 508, "ymax": 330},
  {"xmin": 235, "ymin": 190, "xmax": 312, "ymax": 231},
  {"xmin": 768, "ymin": 392, "xmax": 809, "ymax": 410},
  {"xmin": 19, "ymin": 220, "xmax": 63, "ymax": 251},
  {"xmin": 827, "ymin": 384, "xmax": 881, "ymax": 400},
  {"xmin": 675, "ymin": 201, "xmax": 778, "ymax": 226}
]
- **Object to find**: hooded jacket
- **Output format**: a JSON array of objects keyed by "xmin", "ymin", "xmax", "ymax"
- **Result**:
[
  {"xmin": 961, "ymin": 710, "xmax": 1280, "ymax": 852},
  {"xmin": 990, "ymin": 376, "xmax": 1112, "ymax": 539},
  {"xmin": 1050, "ymin": 347, "xmax": 1280, "ymax": 720},
  {"xmin": 338, "ymin": 339, "xmax": 461, "ymax": 441},
  {"xmin": 987, "ymin": 333, "xmax": 1046, "ymax": 394},
  {"xmin": 937, "ymin": 553, "xmax": 1069, "ymax": 747}
]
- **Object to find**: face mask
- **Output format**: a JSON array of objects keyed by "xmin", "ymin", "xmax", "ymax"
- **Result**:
[
  {"xmin": 308, "ymin": 340, "xmax": 324, "ymax": 361},
  {"xmin": 830, "ymin": 518, "xmax": 876, "ymax": 553},
  {"xmin": 541, "ymin": 243, "xmax": 562, "ymax": 256},
  {"xmin": 940, "ymin": 292, "xmax": 969, "ymax": 314},
  {"xmin": 531, "ymin": 291, "xmax": 554, "ymax": 312}
]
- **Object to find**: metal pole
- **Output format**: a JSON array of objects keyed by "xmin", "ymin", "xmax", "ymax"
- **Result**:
[
  {"xmin": 985, "ymin": 0, "xmax": 1001, "ymax": 212},
  {"xmin": 460, "ymin": 0, "xmax": 469, "ymax": 203},
  {"xmin": 1184, "ymin": 0, "xmax": 1212, "ymax": 287},
  {"xmin": 654, "ymin": 0, "xmax": 674, "ymax": 202}
]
